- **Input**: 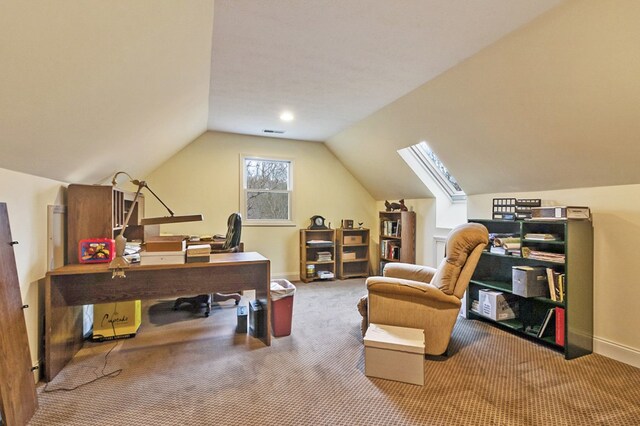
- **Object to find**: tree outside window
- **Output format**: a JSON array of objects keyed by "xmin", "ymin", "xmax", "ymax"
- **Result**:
[{"xmin": 242, "ymin": 156, "xmax": 293, "ymax": 225}]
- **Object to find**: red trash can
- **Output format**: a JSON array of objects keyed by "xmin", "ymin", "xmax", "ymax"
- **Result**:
[{"xmin": 270, "ymin": 279, "xmax": 296, "ymax": 337}]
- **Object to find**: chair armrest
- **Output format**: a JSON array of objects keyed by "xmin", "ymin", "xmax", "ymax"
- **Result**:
[
  {"xmin": 366, "ymin": 276, "xmax": 461, "ymax": 308},
  {"xmin": 383, "ymin": 263, "xmax": 437, "ymax": 283}
]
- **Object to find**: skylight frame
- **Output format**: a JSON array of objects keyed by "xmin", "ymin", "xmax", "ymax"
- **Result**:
[{"xmin": 408, "ymin": 142, "xmax": 466, "ymax": 202}]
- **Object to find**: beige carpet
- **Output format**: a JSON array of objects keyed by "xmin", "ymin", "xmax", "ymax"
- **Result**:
[{"xmin": 31, "ymin": 279, "xmax": 640, "ymax": 425}]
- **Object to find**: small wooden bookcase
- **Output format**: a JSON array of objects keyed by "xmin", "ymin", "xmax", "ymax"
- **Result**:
[
  {"xmin": 336, "ymin": 228, "xmax": 370, "ymax": 279},
  {"xmin": 378, "ymin": 211, "xmax": 416, "ymax": 274},
  {"xmin": 299, "ymin": 229, "xmax": 336, "ymax": 283}
]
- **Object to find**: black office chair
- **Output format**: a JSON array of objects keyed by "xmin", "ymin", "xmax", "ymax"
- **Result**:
[{"xmin": 173, "ymin": 213, "xmax": 242, "ymax": 317}]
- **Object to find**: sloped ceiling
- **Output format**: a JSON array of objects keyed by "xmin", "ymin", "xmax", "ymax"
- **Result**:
[
  {"xmin": 3, "ymin": 1, "xmax": 637, "ymax": 200},
  {"xmin": 209, "ymin": 0, "xmax": 564, "ymax": 142},
  {"xmin": 0, "ymin": 1, "xmax": 214, "ymax": 184},
  {"xmin": 328, "ymin": 0, "xmax": 640, "ymax": 198}
]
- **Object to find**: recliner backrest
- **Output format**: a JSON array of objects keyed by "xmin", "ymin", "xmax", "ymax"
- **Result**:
[{"xmin": 429, "ymin": 223, "xmax": 489, "ymax": 298}]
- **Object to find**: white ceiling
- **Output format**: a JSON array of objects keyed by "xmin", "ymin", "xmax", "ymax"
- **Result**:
[{"xmin": 209, "ymin": 0, "xmax": 565, "ymax": 142}]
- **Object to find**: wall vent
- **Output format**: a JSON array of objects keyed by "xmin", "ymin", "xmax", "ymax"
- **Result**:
[{"xmin": 263, "ymin": 129, "xmax": 285, "ymax": 134}]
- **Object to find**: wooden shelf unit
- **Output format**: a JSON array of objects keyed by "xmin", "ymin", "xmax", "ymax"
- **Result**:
[
  {"xmin": 378, "ymin": 210, "xmax": 416, "ymax": 274},
  {"xmin": 467, "ymin": 219, "xmax": 593, "ymax": 359},
  {"xmin": 336, "ymin": 228, "xmax": 370, "ymax": 279},
  {"xmin": 299, "ymin": 229, "xmax": 336, "ymax": 283},
  {"xmin": 67, "ymin": 184, "xmax": 146, "ymax": 264}
]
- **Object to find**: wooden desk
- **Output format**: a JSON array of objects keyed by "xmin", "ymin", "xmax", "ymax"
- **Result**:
[{"xmin": 44, "ymin": 252, "xmax": 271, "ymax": 382}]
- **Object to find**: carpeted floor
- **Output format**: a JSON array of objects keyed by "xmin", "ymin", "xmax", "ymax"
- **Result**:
[{"xmin": 31, "ymin": 279, "xmax": 640, "ymax": 425}]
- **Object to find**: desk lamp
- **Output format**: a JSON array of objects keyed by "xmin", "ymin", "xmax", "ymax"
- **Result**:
[{"xmin": 109, "ymin": 171, "xmax": 203, "ymax": 278}]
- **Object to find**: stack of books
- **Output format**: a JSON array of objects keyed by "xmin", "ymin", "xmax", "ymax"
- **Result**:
[
  {"xmin": 316, "ymin": 251, "xmax": 332, "ymax": 261},
  {"xmin": 186, "ymin": 243, "xmax": 211, "ymax": 263}
]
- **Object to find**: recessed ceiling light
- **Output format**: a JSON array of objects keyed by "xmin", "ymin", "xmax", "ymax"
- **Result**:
[{"xmin": 280, "ymin": 111, "xmax": 294, "ymax": 122}]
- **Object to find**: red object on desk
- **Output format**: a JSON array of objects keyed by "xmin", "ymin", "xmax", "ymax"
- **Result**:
[
  {"xmin": 78, "ymin": 238, "xmax": 115, "ymax": 263},
  {"xmin": 555, "ymin": 307, "xmax": 565, "ymax": 347}
]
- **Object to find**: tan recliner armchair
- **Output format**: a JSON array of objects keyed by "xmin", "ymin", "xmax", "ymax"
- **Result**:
[{"xmin": 365, "ymin": 222, "xmax": 489, "ymax": 356}]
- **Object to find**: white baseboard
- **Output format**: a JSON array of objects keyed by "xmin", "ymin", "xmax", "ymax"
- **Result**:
[
  {"xmin": 272, "ymin": 272, "xmax": 299, "ymax": 282},
  {"xmin": 594, "ymin": 336, "xmax": 640, "ymax": 369}
]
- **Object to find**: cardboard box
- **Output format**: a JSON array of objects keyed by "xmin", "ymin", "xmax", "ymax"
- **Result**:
[
  {"xmin": 478, "ymin": 289, "xmax": 518, "ymax": 321},
  {"xmin": 145, "ymin": 236, "xmax": 187, "ymax": 252},
  {"xmin": 92, "ymin": 300, "xmax": 141, "ymax": 341},
  {"xmin": 364, "ymin": 323, "xmax": 425, "ymax": 386},
  {"xmin": 531, "ymin": 206, "xmax": 590, "ymax": 220},
  {"xmin": 342, "ymin": 251, "xmax": 357, "ymax": 260},
  {"xmin": 140, "ymin": 249, "xmax": 186, "ymax": 265},
  {"xmin": 343, "ymin": 235, "xmax": 363, "ymax": 244},
  {"xmin": 512, "ymin": 266, "xmax": 548, "ymax": 297}
]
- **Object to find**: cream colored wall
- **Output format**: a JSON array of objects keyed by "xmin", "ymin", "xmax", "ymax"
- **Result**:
[
  {"xmin": 0, "ymin": 167, "xmax": 65, "ymax": 378},
  {"xmin": 144, "ymin": 131, "xmax": 377, "ymax": 278},
  {"xmin": 468, "ymin": 184, "xmax": 640, "ymax": 366}
]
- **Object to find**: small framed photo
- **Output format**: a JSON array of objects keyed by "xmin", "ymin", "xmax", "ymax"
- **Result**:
[{"xmin": 341, "ymin": 219, "xmax": 354, "ymax": 229}]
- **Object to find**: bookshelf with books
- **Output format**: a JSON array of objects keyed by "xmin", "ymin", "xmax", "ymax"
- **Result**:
[
  {"xmin": 336, "ymin": 228, "xmax": 370, "ymax": 279},
  {"xmin": 378, "ymin": 210, "xmax": 416, "ymax": 274},
  {"xmin": 467, "ymin": 218, "xmax": 593, "ymax": 359},
  {"xmin": 300, "ymin": 229, "xmax": 336, "ymax": 283}
]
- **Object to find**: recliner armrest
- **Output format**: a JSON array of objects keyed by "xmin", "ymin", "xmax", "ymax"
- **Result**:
[
  {"xmin": 366, "ymin": 276, "xmax": 461, "ymax": 308},
  {"xmin": 383, "ymin": 262, "xmax": 437, "ymax": 283}
]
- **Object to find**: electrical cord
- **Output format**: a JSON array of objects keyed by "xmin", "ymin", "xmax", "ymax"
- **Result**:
[
  {"xmin": 44, "ymin": 302, "xmax": 125, "ymax": 393},
  {"xmin": 43, "ymin": 340, "xmax": 123, "ymax": 393}
]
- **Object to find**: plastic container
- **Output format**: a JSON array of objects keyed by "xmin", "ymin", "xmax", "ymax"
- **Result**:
[
  {"xmin": 78, "ymin": 238, "xmax": 115, "ymax": 263},
  {"xmin": 270, "ymin": 279, "xmax": 296, "ymax": 337}
]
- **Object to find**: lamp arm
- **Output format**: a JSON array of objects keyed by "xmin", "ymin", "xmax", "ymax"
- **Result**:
[
  {"xmin": 117, "ymin": 181, "xmax": 145, "ymax": 238},
  {"xmin": 141, "ymin": 183, "xmax": 175, "ymax": 217}
]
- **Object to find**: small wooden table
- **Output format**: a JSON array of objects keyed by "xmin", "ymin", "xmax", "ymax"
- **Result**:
[{"xmin": 44, "ymin": 252, "xmax": 271, "ymax": 382}]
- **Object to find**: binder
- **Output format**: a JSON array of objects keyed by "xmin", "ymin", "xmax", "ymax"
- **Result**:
[{"xmin": 555, "ymin": 307, "xmax": 565, "ymax": 346}]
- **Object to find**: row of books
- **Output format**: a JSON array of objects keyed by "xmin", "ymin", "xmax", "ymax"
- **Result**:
[
  {"xmin": 380, "ymin": 240, "xmax": 400, "ymax": 260},
  {"xmin": 525, "ymin": 307, "xmax": 566, "ymax": 346},
  {"xmin": 546, "ymin": 268, "xmax": 565, "ymax": 302},
  {"xmin": 381, "ymin": 220, "xmax": 401, "ymax": 237}
]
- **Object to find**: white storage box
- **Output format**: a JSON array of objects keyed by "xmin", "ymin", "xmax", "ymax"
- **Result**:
[
  {"xmin": 478, "ymin": 289, "xmax": 518, "ymax": 321},
  {"xmin": 139, "ymin": 249, "xmax": 186, "ymax": 266},
  {"xmin": 363, "ymin": 323, "xmax": 425, "ymax": 386}
]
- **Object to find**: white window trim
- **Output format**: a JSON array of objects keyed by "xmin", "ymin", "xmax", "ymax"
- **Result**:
[
  {"xmin": 408, "ymin": 142, "xmax": 466, "ymax": 203},
  {"xmin": 240, "ymin": 154, "xmax": 296, "ymax": 226}
]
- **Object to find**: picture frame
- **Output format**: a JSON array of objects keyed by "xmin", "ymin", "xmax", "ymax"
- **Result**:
[{"xmin": 341, "ymin": 219, "xmax": 354, "ymax": 229}]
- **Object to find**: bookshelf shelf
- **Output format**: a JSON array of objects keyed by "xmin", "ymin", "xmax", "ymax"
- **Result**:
[
  {"xmin": 378, "ymin": 210, "xmax": 416, "ymax": 274},
  {"xmin": 468, "ymin": 219, "xmax": 593, "ymax": 359}
]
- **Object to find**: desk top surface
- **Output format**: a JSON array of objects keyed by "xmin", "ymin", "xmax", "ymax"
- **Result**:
[{"xmin": 48, "ymin": 251, "xmax": 269, "ymax": 276}]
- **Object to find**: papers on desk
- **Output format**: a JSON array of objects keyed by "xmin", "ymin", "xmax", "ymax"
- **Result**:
[{"xmin": 139, "ymin": 249, "xmax": 186, "ymax": 265}]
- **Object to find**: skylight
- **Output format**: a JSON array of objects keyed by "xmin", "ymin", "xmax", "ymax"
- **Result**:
[{"xmin": 407, "ymin": 141, "xmax": 466, "ymax": 202}]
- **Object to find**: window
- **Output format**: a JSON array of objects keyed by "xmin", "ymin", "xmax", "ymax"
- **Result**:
[
  {"xmin": 240, "ymin": 156, "xmax": 294, "ymax": 225},
  {"xmin": 406, "ymin": 141, "xmax": 466, "ymax": 202}
]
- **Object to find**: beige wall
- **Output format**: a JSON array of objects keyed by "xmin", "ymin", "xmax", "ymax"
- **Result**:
[
  {"xmin": 468, "ymin": 184, "xmax": 640, "ymax": 367},
  {"xmin": 144, "ymin": 131, "xmax": 377, "ymax": 278},
  {"xmin": 0, "ymin": 167, "xmax": 65, "ymax": 379}
]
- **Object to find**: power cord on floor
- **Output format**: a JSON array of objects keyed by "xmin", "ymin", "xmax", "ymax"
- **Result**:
[{"xmin": 43, "ymin": 341, "xmax": 123, "ymax": 393}]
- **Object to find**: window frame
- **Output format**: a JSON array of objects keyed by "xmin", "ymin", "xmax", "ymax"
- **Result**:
[
  {"xmin": 239, "ymin": 154, "xmax": 295, "ymax": 226},
  {"xmin": 408, "ymin": 142, "xmax": 466, "ymax": 203}
]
